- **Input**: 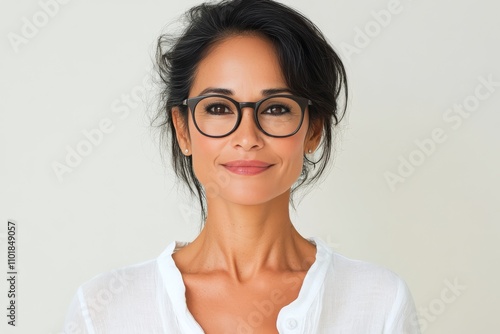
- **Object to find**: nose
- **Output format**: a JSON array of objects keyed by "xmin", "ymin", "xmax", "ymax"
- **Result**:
[{"xmin": 230, "ymin": 107, "xmax": 264, "ymax": 151}]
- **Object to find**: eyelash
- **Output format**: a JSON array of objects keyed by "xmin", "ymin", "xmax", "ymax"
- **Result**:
[
  {"xmin": 204, "ymin": 103, "xmax": 234, "ymax": 114},
  {"xmin": 261, "ymin": 104, "xmax": 292, "ymax": 115}
]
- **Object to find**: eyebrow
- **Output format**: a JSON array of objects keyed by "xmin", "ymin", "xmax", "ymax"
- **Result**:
[{"xmin": 197, "ymin": 87, "xmax": 293, "ymax": 97}]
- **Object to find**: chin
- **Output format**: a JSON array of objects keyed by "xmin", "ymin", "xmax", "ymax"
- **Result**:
[{"xmin": 210, "ymin": 185, "xmax": 292, "ymax": 206}]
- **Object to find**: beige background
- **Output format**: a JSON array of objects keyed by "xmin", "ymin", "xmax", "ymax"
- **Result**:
[{"xmin": 1, "ymin": 0, "xmax": 499, "ymax": 333}]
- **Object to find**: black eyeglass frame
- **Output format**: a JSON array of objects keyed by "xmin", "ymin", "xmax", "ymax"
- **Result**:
[{"xmin": 181, "ymin": 94, "xmax": 313, "ymax": 138}]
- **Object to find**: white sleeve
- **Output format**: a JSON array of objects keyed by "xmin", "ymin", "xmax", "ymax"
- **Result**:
[
  {"xmin": 61, "ymin": 287, "xmax": 95, "ymax": 334},
  {"xmin": 384, "ymin": 278, "xmax": 421, "ymax": 334}
]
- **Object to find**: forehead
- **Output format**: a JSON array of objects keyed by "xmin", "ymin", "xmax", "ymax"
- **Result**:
[{"xmin": 189, "ymin": 34, "xmax": 287, "ymax": 97}]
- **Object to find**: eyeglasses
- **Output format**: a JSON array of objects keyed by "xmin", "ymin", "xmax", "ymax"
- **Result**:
[{"xmin": 182, "ymin": 94, "xmax": 312, "ymax": 138}]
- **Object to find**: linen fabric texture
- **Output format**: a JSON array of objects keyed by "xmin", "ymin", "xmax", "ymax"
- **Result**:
[{"xmin": 63, "ymin": 237, "xmax": 421, "ymax": 333}]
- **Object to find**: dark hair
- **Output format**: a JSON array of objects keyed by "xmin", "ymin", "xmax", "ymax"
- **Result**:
[{"xmin": 152, "ymin": 0, "xmax": 348, "ymax": 223}]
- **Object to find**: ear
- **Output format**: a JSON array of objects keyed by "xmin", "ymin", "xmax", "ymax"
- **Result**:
[
  {"xmin": 304, "ymin": 118, "xmax": 323, "ymax": 153},
  {"xmin": 172, "ymin": 107, "xmax": 191, "ymax": 154}
]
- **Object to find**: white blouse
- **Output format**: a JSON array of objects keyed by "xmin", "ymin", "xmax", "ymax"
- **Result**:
[{"xmin": 63, "ymin": 237, "xmax": 421, "ymax": 333}]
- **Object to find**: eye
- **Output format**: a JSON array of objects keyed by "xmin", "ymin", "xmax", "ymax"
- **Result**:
[
  {"xmin": 205, "ymin": 103, "xmax": 233, "ymax": 115},
  {"xmin": 262, "ymin": 104, "xmax": 291, "ymax": 115}
]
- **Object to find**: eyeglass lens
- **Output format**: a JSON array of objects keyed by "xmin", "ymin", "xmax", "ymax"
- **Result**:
[{"xmin": 193, "ymin": 96, "xmax": 303, "ymax": 137}]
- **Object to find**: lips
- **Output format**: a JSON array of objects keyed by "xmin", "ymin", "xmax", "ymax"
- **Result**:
[{"xmin": 222, "ymin": 160, "xmax": 273, "ymax": 175}]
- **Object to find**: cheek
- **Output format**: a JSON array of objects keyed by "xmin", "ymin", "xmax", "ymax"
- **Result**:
[
  {"xmin": 278, "ymin": 137, "xmax": 306, "ymax": 179},
  {"xmin": 189, "ymin": 124, "xmax": 222, "ymax": 183}
]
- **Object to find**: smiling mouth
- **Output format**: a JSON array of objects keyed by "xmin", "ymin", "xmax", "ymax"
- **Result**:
[{"xmin": 222, "ymin": 160, "xmax": 273, "ymax": 175}]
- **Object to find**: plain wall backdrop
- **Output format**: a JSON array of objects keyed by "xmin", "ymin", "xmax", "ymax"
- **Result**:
[{"xmin": 1, "ymin": 0, "xmax": 499, "ymax": 333}]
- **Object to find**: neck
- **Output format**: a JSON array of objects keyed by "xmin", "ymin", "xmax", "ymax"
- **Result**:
[{"xmin": 180, "ymin": 190, "xmax": 315, "ymax": 282}]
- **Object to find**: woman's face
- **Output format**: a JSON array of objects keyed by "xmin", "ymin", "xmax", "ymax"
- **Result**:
[{"xmin": 174, "ymin": 34, "xmax": 320, "ymax": 205}]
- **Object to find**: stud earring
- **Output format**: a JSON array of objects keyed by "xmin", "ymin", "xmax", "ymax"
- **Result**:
[
  {"xmin": 308, "ymin": 149, "xmax": 312, "ymax": 154},
  {"xmin": 185, "ymin": 149, "xmax": 189, "ymax": 154}
]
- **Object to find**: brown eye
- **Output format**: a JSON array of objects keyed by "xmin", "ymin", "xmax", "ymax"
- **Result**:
[
  {"xmin": 262, "ymin": 105, "xmax": 291, "ymax": 115},
  {"xmin": 206, "ymin": 104, "xmax": 232, "ymax": 115}
]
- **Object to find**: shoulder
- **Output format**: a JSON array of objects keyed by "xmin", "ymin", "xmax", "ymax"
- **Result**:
[
  {"xmin": 63, "ymin": 242, "xmax": 180, "ymax": 334},
  {"xmin": 332, "ymin": 251, "xmax": 405, "ymax": 292},
  {"xmin": 312, "ymin": 237, "xmax": 407, "ymax": 295},
  {"xmin": 311, "ymin": 238, "xmax": 420, "ymax": 332},
  {"xmin": 330, "ymin": 250, "xmax": 416, "ymax": 318},
  {"xmin": 62, "ymin": 258, "xmax": 161, "ymax": 334},
  {"xmin": 79, "ymin": 257, "xmax": 158, "ymax": 305},
  {"xmin": 78, "ymin": 241, "xmax": 179, "ymax": 301}
]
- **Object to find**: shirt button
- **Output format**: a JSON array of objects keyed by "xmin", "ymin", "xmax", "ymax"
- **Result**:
[{"xmin": 286, "ymin": 318, "xmax": 298, "ymax": 330}]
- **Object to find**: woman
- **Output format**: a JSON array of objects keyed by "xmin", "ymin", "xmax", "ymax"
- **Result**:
[{"xmin": 63, "ymin": 0, "xmax": 420, "ymax": 333}]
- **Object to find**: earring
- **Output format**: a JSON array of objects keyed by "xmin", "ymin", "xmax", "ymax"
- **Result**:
[
  {"xmin": 308, "ymin": 149, "xmax": 312, "ymax": 154},
  {"xmin": 185, "ymin": 149, "xmax": 189, "ymax": 154}
]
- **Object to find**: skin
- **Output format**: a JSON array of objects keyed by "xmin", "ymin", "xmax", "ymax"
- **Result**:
[{"xmin": 171, "ymin": 34, "xmax": 323, "ymax": 334}]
